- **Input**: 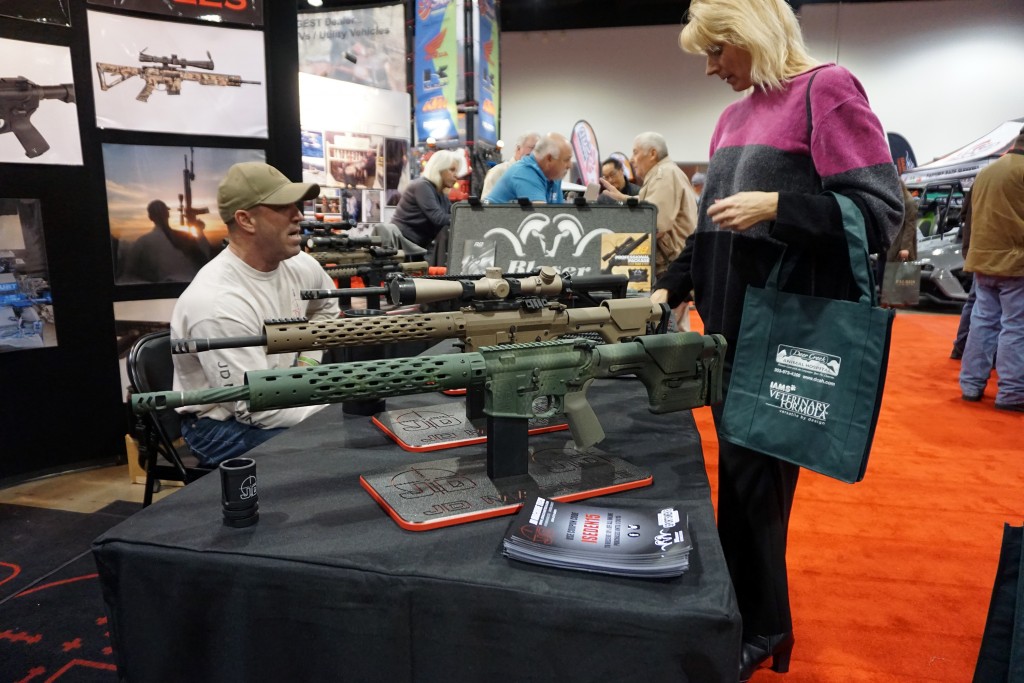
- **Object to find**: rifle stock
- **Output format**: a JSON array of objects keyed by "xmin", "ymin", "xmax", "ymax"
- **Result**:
[{"xmin": 135, "ymin": 334, "xmax": 727, "ymax": 450}]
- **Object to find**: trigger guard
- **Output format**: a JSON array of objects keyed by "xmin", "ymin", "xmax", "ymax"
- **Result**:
[{"xmin": 530, "ymin": 395, "xmax": 561, "ymax": 418}]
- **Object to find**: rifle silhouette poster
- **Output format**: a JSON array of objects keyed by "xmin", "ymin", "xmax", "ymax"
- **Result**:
[
  {"xmin": 88, "ymin": 10, "xmax": 267, "ymax": 137},
  {"xmin": 102, "ymin": 143, "xmax": 265, "ymax": 285}
]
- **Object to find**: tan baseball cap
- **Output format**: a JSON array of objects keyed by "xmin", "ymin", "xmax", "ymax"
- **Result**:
[{"xmin": 217, "ymin": 162, "xmax": 319, "ymax": 224}]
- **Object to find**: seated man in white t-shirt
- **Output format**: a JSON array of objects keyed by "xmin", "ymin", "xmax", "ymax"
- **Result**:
[{"xmin": 171, "ymin": 162, "xmax": 341, "ymax": 466}]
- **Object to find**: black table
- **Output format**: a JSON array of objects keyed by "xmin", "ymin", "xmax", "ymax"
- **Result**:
[{"xmin": 94, "ymin": 379, "xmax": 740, "ymax": 682}]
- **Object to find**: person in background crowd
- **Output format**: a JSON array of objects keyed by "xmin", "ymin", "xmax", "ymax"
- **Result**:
[
  {"xmin": 691, "ymin": 171, "xmax": 707, "ymax": 201},
  {"xmin": 600, "ymin": 132, "xmax": 697, "ymax": 281},
  {"xmin": 172, "ymin": 162, "xmax": 341, "ymax": 466},
  {"xmin": 649, "ymin": 1, "xmax": 902, "ymax": 680},
  {"xmin": 483, "ymin": 133, "xmax": 572, "ymax": 205},
  {"xmin": 950, "ymin": 188, "xmax": 975, "ymax": 359},
  {"xmin": 600, "ymin": 131, "xmax": 698, "ymax": 329},
  {"xmin": 597, "ymin": 157, "xmax": 641, "ymax": 205},
  {"xmin": 481, "ymin": 131, "xmax": 540, "ymax": 198},
  {"xmin": 877, "ymin": 181, "xmax": 919, "ymax": 304},
  {"xmin": 958, "ymin": 125, "xmax": 1024, "ymax": 412},
  {"xmin": 392, "ymin": 149, "xmax": 461, "ymax": 252}
]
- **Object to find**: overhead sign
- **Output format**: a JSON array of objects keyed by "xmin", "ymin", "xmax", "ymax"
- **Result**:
[{"xmin": 87, "ymin": 0, "xmax": 263, "ymax": 26}]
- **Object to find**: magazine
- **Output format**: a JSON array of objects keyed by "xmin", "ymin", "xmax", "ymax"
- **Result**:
[{"xmin": 502, "ymin": 496, "xmax": 692, "ymax": 578}]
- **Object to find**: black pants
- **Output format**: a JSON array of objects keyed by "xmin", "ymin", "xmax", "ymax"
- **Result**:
[{"xmin": 712, "ymin": 403, "xmax": 800, "ymax": 638}]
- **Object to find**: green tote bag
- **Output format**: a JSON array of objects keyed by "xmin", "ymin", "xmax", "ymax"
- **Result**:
[{"xmin": 719, "ymin": 192, "xmax": 895, "ymax": 483}]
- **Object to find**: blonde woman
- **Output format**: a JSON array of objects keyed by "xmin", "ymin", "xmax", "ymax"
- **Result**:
[
  {"xmin": 393, "ymin": 148, "xmax": 461, "ymax": 250},
  {"xmin": 650, "ymin": 1, "xmax": 902, "ymax": 679}
]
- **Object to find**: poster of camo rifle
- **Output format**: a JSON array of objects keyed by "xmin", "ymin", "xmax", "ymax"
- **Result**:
[
  {"xmin": 88, "ymin": 10, "xmax": 267, "ymax": 137},
  {"xmin": 0, "ymin": 199, "xmax": 57, "ymax": 353},
  {"xmin": 87, "ymin": 0, "xmax": 262, "ymax": 26},
  {"xmin": 0, "ymin": 0, "xmax": 70, "ymax": 25},
  {"xmin": 0, "ymin": 39, "xmax": 82, "ymax": 165},
  {"xmin": 103, "ymin": 143, "xmax": 265, "ymax": 285},
  {"xmin": 297, "ymin": 4, "xmax": 405, "ymax": 92}
]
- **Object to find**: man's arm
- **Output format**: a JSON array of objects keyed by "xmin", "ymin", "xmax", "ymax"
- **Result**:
[{"xmin": 187, "ymin": 315, "xmax": 326, "ymax": 428}]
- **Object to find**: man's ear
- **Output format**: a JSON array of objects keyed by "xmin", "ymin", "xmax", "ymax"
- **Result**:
[{"xmin": 233, "ymin": 208, "xmax": 257, "ymax": 234}]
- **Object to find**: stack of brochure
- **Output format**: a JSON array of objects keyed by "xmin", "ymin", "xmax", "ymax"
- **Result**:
[{"xmin": 502, "ymin": 496, "xmax": 692, "ymax": 579}]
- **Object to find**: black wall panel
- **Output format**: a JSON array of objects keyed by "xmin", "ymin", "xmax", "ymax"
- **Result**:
[{"xmin": 0, "ymin": 2, "xmax": 300, "ymax": 483}]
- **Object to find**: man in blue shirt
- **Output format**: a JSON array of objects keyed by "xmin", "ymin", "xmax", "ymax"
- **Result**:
[{"xmin": 483, "ymin": 132, "xmax": 572, "ymax": 204}]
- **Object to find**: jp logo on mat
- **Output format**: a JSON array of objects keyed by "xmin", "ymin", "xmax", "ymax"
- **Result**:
[{"xmin": 775, "ymin": 345, "xmax": 841, "ymax": 377}]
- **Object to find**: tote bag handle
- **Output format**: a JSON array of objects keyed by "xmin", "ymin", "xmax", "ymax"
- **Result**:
[{"xmin": 762, "ymin": 192, "xmax": 879, "ymax": 305}]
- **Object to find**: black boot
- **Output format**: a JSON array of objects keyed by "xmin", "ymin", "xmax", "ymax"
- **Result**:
[{"xmin": 738, "ymin": 632, "xmax": 794, "ymax": 682}]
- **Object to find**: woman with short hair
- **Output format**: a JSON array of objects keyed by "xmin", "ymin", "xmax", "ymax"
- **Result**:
[{"xmin": 393, "ymin": 148, "xmax": 461, "ymax": 251}]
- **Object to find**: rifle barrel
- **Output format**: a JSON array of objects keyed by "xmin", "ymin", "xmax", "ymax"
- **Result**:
[
  {"xmin": 301, "ymin": 287, "xmax": 388, "ymax": 301},
  {"xmin": 171, "ymin": 334, "xmax": 267, "ymax": 354}
]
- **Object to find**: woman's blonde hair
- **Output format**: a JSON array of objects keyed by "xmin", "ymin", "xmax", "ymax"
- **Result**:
[
  {"xmin": 679, "ymin": 0, "xmax": 817, "ymax": 91},
  {"xmin": 422, "ymin": 149, "xmax": 461, "ymax": 188}
]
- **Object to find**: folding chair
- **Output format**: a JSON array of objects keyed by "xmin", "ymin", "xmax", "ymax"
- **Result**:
[{"xmin": 126, "ymin": 330, "xmax": 212, "ymax": 507}]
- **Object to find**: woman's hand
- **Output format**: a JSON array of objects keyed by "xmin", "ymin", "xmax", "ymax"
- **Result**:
[
  {"xmin": 898, "ymin": 249, "xmax": 910, "ymax": 261},
  {"xmin": 649, "ymin": 288, "xmax": 669, "ymax": 305},
  {"xmin": 706, "ymin": 191, "xmax": 779, "ymax": 231}
]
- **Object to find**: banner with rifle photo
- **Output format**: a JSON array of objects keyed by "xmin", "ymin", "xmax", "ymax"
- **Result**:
[
  {"xmin": 102, "ymin": 143, "xmax": 265, "ymax": 286},
  {"xmin": 87, "ymin": 10, "xmax": 267, "ymax": 137},
  {"xmin": 0, "ymin": 38, "xmax": 82, "ymax": 165}
]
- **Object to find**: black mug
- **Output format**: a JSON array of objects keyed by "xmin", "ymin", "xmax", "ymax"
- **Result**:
[{"xmin": 219, "ymin": 457, "xmax": 259, "ymax": 527}]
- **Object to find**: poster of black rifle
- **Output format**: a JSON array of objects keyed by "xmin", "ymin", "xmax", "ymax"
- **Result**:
[
  {"xmin": 503, "ymin": 496, "xmax": 693, "ymax": 579},
  {"xmin": 0, "ymin": 39, "xmax": 81, "ymax": 165}
]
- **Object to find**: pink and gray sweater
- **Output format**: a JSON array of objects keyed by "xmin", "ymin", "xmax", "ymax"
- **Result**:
[{"xmin": 656, "ymin": 64, "xmax": 902, "ymax": 362}]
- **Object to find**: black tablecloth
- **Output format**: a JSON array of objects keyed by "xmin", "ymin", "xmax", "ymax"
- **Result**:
[{"xmin": 94, "ymin": 378, "xmax": 740, "ymax": 682}]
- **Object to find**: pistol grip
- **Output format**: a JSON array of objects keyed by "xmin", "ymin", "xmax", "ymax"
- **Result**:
[
  {"xmin": 11, "ymin": 116, "xmax": 48, "ymax": 158},
  {"xmin": 137, "ymin": 81, "xmax": 155, "ymax": 102},
  {"xmin": 563, "ymin": 381, "xmax": 604, "ymax": 449}
]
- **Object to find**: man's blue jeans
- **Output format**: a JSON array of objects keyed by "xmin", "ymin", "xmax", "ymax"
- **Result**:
[
  {"xmin": 959, "ymin": 273, "xmax": 1024, "ymax": 406},
  {"xmin": 181, "ymin": 416, "xmax": 287, "ymax": 467}
]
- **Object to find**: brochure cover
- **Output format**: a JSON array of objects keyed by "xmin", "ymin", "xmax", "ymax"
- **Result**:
[{"xmin": 503, "ymin": 496, "xmax": 692, "ymax": 578}]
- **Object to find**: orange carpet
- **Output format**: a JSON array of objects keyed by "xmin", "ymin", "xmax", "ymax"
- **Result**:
[{"xmin": 689, "ymin": 309, "xmax": 1023, "ymax": 682}]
